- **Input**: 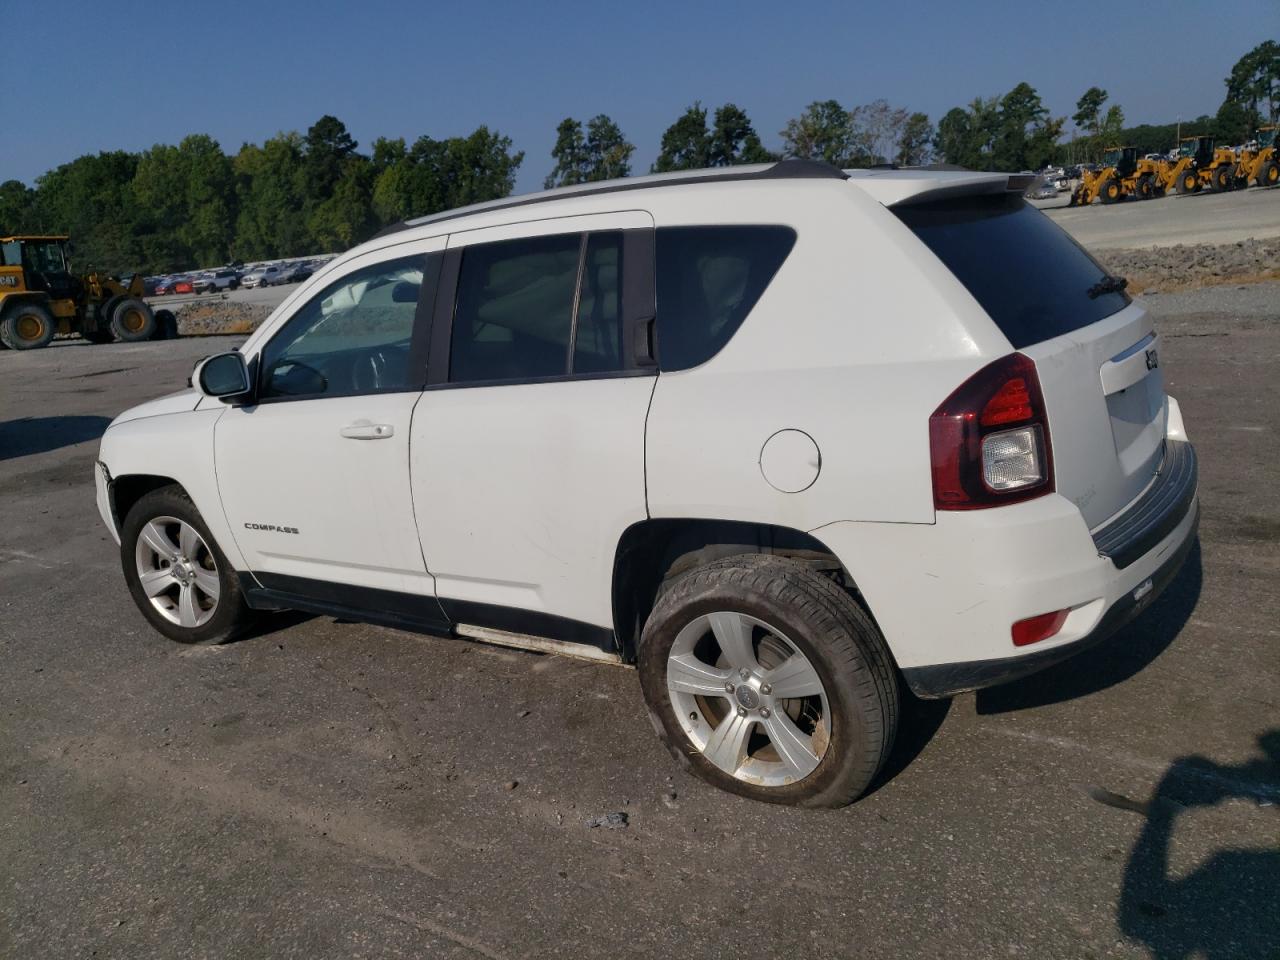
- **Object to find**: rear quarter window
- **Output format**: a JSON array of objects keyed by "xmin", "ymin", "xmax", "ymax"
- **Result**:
[
  {"xmin": 655, "ymin": 225, "xmax": 796, "ymax": 371},
  {"xmin": 893, "ymin": 194, "xmax": 1130, "ymax": 349}
]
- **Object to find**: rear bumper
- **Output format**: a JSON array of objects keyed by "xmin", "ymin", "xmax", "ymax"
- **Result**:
[
  {"xmin": 901, "ymin": 499, "xmax": 1197, "ymax": 697},
  {"xmin": 813, "ymin": 435, "xmax": 1200, "ymax": 700}
]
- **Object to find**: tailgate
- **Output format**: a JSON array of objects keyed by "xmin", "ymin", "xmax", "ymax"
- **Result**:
[{"xmin": 1024, "ymin": 302, "xmax": 1166, "ymax": 528}]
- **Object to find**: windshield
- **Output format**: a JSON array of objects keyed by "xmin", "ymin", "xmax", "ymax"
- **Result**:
[
  {"xmin": 894, "ymin": 193, "xmax": 1131, "ymax": 349},
  {"xmin": 23, "ymin": 241, "xmax": 67, "ymax": 274}
]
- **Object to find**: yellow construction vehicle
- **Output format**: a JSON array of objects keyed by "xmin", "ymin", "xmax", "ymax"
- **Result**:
[
  {"xmin": 0, "ymin": 235, "xmax": 174, "ymax": 350},
  {"xmin": 1068, "ymin": 147, "xmax": 1161, "ymax": 205},
  {"xmin": 1231, "ymin": 126, "xmax": 1278, "ymax": 189},
  {"xmin": 1177, "ymin": 136, "xmax": 1239, "ymax": 193},
  {"xmin": 1151, "ymin": 140, "xmax": 1203, "ymax": 196}
]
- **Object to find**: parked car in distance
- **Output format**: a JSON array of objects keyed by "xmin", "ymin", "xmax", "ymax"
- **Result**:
[
  {"xmin": 195, "ymin": 269, "xmax": 240, "ymax": 293},
  {"xmin": 241, "ymin": 265, "xmax": 283, "ymax": 288},
  {"xmin": 1027, "ymin": 177, "xmax": 1059, "ymax": 200},
  {"xmin": 95, "ymin": 159, "xmax": 1198, "ymax": 808},
  {"xmin": 280, "ymin": 262, "xmax": 313, "ymax": 284}
]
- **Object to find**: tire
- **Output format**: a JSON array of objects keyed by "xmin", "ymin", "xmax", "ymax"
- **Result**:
[
  {"xmin": 110, "ymin": 297, "xmax": 156, "ymax": 342},
  {"xmin": 1209, "ymin": 166, "xmax": 1232, "ymax": 192},
  {"xmin": 637, "ymin": 555, "xmax": 898, "ymax": 808},
  {"xmin": 1135, "ymin": 176, "xmax": 1154, "ymax": 200},
  {"xmin": 1177, "ymin": 170, "xmax": 1199, "ymax": 194},
  {"xmin": 1, "ymin": 301, "xmax": 57, "ymax": 350},
  {"xmin": 1100, "ymin": 179, "xmax": 1121, "ymax": 204},
  {"xmin": 1258, "ymin": 161, "xmax": 1280, "ymax": 188},
  {"xmin": 120, "ymin": 486, "xmax": 256, "ymax": 645},
  {"xmin": 150, "ymin": 309, "xmax": 178, "ymax": 340}
]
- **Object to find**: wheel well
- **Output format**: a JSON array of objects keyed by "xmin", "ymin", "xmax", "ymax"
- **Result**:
[
  {"xmin": 110, "ymin": 474, "xmax": 183, "ymax": 530},
  {"xmin": 611, "ymin": 518, "xmax": 867, "ymax": 662}
]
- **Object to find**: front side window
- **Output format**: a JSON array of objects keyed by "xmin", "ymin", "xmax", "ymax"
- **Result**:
[
  {"xmin": 259, "ymin": 255, "xmax": 424, "ymax": 400},
  {"xmin": 654, "ymin": 226, "xmax": 796, "ymax": 371}
]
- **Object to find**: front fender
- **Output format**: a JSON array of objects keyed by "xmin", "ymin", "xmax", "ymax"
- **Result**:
[{"xmin": 97, "ymin": 408, "xmax": 247, "ymax": 571}]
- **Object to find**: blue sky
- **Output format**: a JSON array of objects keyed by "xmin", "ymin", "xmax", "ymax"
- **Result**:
[{"xmin": 8, "ymin": 0, "xmax": 1275, "ymax": 193}]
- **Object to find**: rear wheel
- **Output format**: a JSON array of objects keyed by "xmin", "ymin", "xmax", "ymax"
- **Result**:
[
  {"xmin": 120, "ymin": 486, "xmax": 256, "ymax": 645},
  {"xmin": 1258, "ymin": 161, "xmax": 1280, "ymax": 188},
  {"xmin": 111, "ymin": 297, "xmax": 156, "ymax": 342},
  {"xmin": 1135, "ymin": 176, "xmax": 1154, "ymax": 200},
  {"xmin": 1209, "ymin": 165, "xmax": 1232, "ymax": 192},
  {"xmin": 1, "ymin": 302, "xmax": 57, "ymax": 350},
  {"xmin": 151, "ymin": 309, "xmax": 178, "ymax": 340},
  {"xmin": 638, "ymin": 555, "xmax": 898, "ymax": 807},
  {"xmin": 1176, "ymin": 170, "xmax": 1199, "ymax": 194},
  {"xmin": 1100, "ymin": 179, "xmax": 1121, "ymax": 203}
]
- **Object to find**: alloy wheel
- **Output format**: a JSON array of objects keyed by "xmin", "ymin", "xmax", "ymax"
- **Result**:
[
  {"xmin": 667, "ymin": 612, "xmax": 831, "ymax": 787},
  {"xmin": 134, "ymin": 516, "xmax": 220, "ymax": 628}
]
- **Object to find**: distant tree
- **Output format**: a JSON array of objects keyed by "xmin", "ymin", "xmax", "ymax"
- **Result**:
[
  {"xmin": 709, "ymin": 104, "xmax": 774, "ymax": 165},
  {"xmin": 934, "ymin": 98, "xmax": 999, "ymax": 169},
  {"xmin": 545, "ymin": 118, "xmax": 589, "ymax": 188},
  {"xmin": 232, "ymin": 133, "xmax": 309, "ymax": 260},
  {"xmin": 849, "ymin": 99, "xmax": 909, "ymax": 165},
  {"xmin": 780, "ymin": 100, "xmax": 857, "ymax": 166},
  {"xmin": 653, "ymin": 103, "xmax": 712, "ymax": 171},
  {"xmin": 0, "ymin": 180, "xmax": 35, "ymax": 233},
  {"xmin": 303, "ymin": 115, "xmax": 358, "ymax": 199},
  {"xmin": 31, "ymin": 151, "xmax": 141, "ymax": 271},
  {"xmin": 895, "ymin": 113, "xmax": 934, "ymax": 165},
  {"xmin": 544, "ymin": 114, "xmax": 633, "ymax": 187},
  {"xmin": 373, "ymin": 126, "xmax": 523, "ymax": 224},
  {"xmin": 1224, "ymin": 40, "xmax": 1280, "ymax": 126},
  {"xmin": 1073, "ymin": 87, "xmax": 1109, "ymax": 136}
]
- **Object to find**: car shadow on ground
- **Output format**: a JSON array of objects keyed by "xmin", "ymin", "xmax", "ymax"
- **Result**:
[
  {"xmin": 867, "ymin": 691, "xmax": 952, "ymax": 796},
  {"xmin": 1103, "ymin": 730, "xmax": 1280, "ymax": 960},
  {"xmin": 0, "ymin": 416, "xmax": 113, "ymax": 461},
  {"xmin": 974, "ymin": 539, "xmax": 1203, "ymax": 715}
]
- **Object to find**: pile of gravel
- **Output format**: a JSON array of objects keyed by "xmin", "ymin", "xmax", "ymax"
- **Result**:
[
  {"xmin": 173, "ymin": 301, "xmax": 273, "ymax": 337},
  {"xmin": 1099, "ymin": 237, "xmax": 1280, "ymax": 293}
]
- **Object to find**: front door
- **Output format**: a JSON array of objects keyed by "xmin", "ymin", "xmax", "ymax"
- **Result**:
[{"xmin": 215, "ymin": 238, "xmax": 444, "ymax": 602}]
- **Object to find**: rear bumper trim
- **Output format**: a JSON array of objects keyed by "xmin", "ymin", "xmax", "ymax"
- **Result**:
[
  {"xmin": 1092, "ymin": 439, "xmax": 1197, "ymax": 569},
  {"xmin": 902, "ymin": 501, "xmax": 1197, "ymax": 699}
]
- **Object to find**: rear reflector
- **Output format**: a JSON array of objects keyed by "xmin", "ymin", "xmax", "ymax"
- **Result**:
[{"xmin": 1011, "ymin": 609, "xmax": 1069, "ymax": 647}]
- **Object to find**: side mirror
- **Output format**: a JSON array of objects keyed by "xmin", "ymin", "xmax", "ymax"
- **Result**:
[{"xmin": 192, "ymin": 352, "xmax": 252, "ymax": 403}]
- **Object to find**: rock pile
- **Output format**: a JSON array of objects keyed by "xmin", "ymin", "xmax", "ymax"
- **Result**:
[{"xmin": 1100, "ymin": 237, "xmax": 1280, "ymax": 293}]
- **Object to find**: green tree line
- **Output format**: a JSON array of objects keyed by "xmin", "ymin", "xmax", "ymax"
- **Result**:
[{"xmin": 2, "ymin": 39, "xmax": 1270, "ymax": 274}]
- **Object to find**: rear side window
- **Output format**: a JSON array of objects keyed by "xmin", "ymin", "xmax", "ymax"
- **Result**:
[
  {"xmin": 655, "ymin": 226, "xmax": 796, "ymax": 371},
  {"xmin": 450, "ymin": 234, "xmax": 581, "ymax": 383},
  {"xmin": 893, "ymin": 194, "xmax": 1130, "ymax": 349}
]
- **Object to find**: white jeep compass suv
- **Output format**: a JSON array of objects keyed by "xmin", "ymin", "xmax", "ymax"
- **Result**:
[{"xmin": 95, "ymin": 160, "xmax": 1198, "ymax": 807}]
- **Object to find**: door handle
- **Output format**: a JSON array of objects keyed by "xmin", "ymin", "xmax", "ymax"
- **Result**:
[{"xmin": 340, "ymin": 422, "xmax": 395, "ymax": 440}]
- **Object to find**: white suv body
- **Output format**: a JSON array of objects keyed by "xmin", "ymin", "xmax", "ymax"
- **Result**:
[{"xmin": 95, "ymin": 160, "xmax": 1198, "ymax": 806}]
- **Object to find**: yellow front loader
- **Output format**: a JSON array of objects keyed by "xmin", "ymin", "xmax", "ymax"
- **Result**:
[
  {"xmin": 1069, "ymin": 147, "xmax": 1162, "ymax": 205},
  {"xmin": 0, "ymin": 235, "xmax": 174, "ymax": 350},
  {"xmin": 1231, "ymin": 126, "xmax": 1278, "ymax": 189}
]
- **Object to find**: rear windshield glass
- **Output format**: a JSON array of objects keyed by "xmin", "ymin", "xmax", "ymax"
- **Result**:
[{"xmin": 893, "ymin": 194, "xmax": 1130, "ymax": 348}]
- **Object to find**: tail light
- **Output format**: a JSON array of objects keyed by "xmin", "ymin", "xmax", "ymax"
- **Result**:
[{"xmin": 929, "ymin": 353, "xmax": 1053, "ymax": 510}]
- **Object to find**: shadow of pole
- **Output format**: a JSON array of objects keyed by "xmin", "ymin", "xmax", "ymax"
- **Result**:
[{"xmin": 1110, "ymin": 731, "xmax": 1280, "ymax": 959}]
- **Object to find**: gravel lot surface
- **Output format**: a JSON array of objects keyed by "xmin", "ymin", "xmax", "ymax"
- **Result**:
[{"xmin": 1, "ymin": 282, "xmax": 1277, "ymax": 959}]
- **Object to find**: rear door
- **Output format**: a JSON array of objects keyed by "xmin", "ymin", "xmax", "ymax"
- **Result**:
[
  {"xmin": 409, "ymin": 212, "xmax": 656, "ymax": 643},
  {"xmin": 894, "ymin": 194, "xmax": 1165, "ymax": 528}
]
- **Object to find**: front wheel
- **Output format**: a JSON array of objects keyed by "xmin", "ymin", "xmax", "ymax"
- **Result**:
[
  {"xmin": 1258, "ymin": 161, "xmax": 1279, "ymax": 188},
  {"xmin": 638, "ymin": 555, "xmax": 898, "ymax": 807},
  {"xmin": 111, "ymin": 297, "xmax": 157, "ymax": 341},
  {"xmin": 1, "ymin": 302, "xmax": 57, "ymax": 349},
  {"xmin": 120, "ymin": 486, "xmax": 256, "ymax": 644}
]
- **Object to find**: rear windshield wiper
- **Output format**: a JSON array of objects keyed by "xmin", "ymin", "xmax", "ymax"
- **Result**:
[{"xmin": 1087, "ymin": 274, "xmax": 1128, "ymax": 299}]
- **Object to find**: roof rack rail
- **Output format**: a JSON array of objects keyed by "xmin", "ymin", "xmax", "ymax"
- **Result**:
[{"xmin": 372, "ymin": 159, "xmax": 848, "ymax": 240}]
